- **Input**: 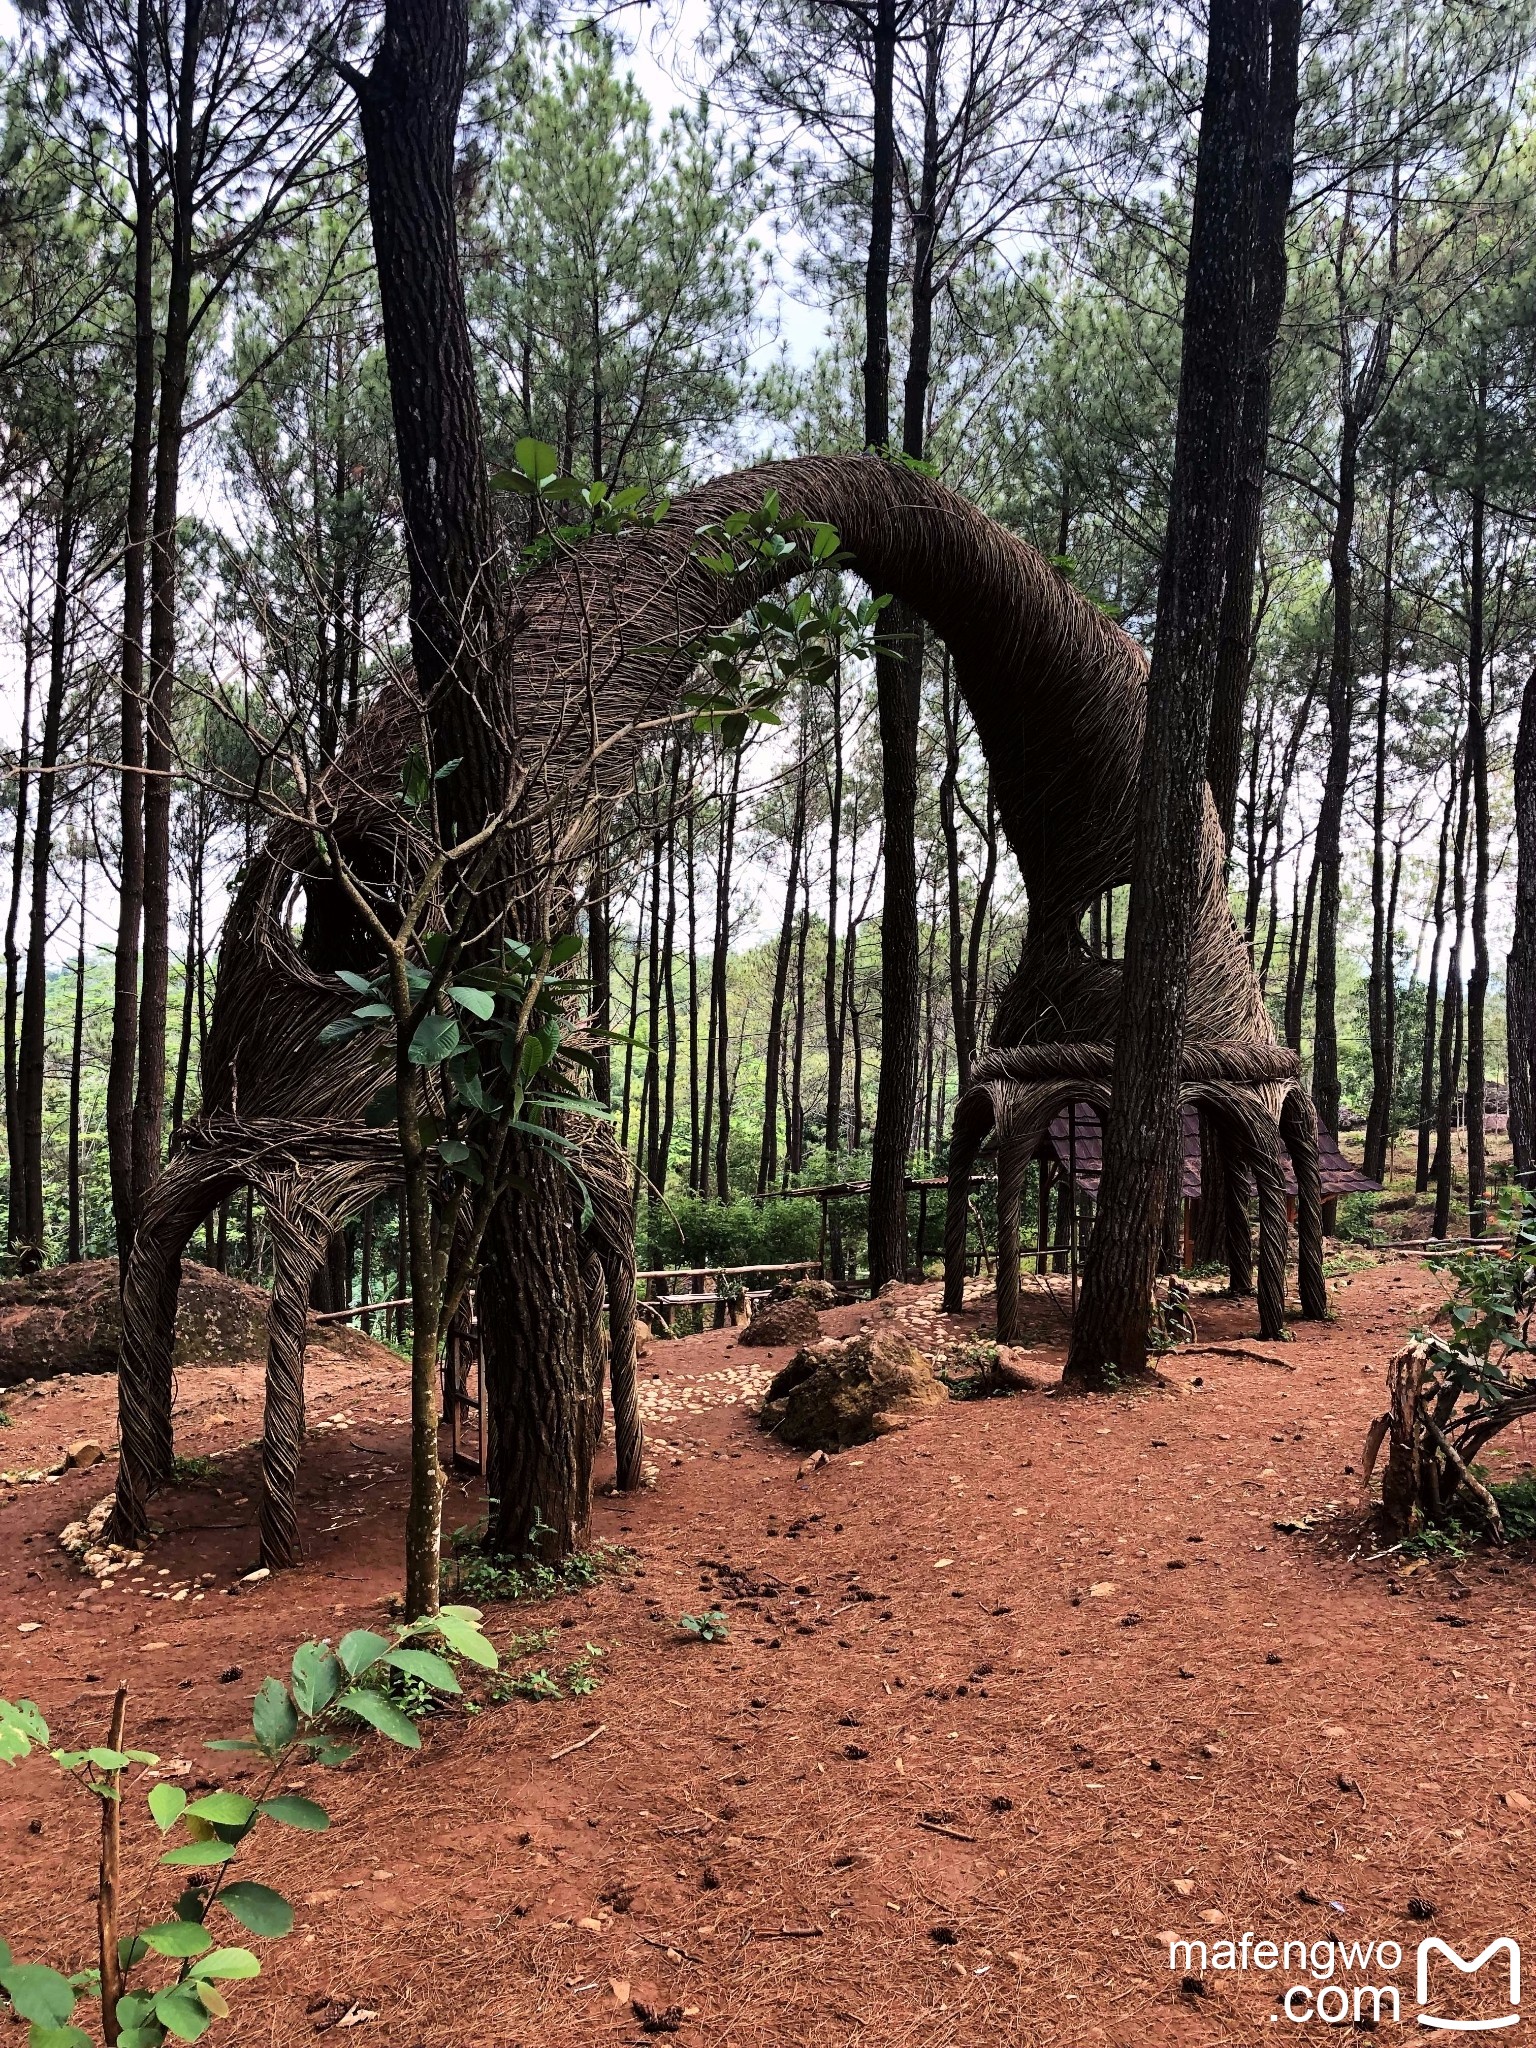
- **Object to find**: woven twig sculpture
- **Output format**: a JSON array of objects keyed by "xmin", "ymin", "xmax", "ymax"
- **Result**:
[{"xmin": 112, "ymin": 454, "xmax": 1324, "ymax": 1560}]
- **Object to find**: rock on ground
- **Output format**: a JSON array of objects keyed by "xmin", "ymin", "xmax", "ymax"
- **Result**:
[
  {"xmin": 771, "ymin": 1277, "xmax": 838, "ymax": 1309},
  {"xmin": 758, "ymin": 1320, "xmax": 948, "ymax": 1449},
  {"xmin": 738, "ymin": 1295, "xmax": 822, "ymax": 1349}
]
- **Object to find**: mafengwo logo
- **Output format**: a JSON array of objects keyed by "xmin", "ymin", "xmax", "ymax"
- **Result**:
[
  {"xmin": 1165, "ymin": 1932, "xmax": 1521, "ymax": 2028},
  {"xmin": 1417, "ymin": 1939, "xmax": 1520, "ymax": 2033}
]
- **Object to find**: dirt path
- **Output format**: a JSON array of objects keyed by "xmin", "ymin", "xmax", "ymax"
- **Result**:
[{"xmin": 2, "ymin": 1261, "xmax": 1533, "ymax": 2046}]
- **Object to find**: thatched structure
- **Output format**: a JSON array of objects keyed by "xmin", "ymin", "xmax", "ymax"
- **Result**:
[{"xmin": 112, "ymin": 453, "xmax": 1324, "ymax": 1562}]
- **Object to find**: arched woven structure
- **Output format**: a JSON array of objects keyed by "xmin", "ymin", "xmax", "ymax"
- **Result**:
[{"xmin": 113, "ymin": 453, "xmax": 1323, "ymax": 1557}]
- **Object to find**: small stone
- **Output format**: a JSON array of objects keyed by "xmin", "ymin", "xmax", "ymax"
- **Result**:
[{"xmin": 66, "ymin": 1440, "xmax": 105, "ymax": 1469}]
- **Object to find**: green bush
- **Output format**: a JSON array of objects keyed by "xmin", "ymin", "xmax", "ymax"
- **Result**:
[
  {"xmin": 1337, "ymin": 1192, "xmax": 1384, "ymax": 1245},
  {"xmin": 639, "ymin": 1195, "xmax": 820, "ymax": 1273}
]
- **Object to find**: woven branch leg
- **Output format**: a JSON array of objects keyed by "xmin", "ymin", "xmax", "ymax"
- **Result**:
[
  {"xmin": 943, "ymin": 1090, "xmax": 1000, "ymax": 1312},
  {"xmin": 111, "ymin": 1156, "xmax": 234, "ymax": 1544},
  {"xmin": 258, "ymin": 1215, "xmax": 326, "ymax": 1571},
  {"xmin": 1282, "ymin": 1090, "xmax": 1329, "ymax": 1320},
  {"xmin": 942, "ymin": 1183, "xmax": 969, "ymax": 1312},
  {"xmin": 1224, "ymin": 1156, "xmax": 1254, "ymax": 1297},
  {"xmin": 111, "ymin": 1231, "xmax": 182, "ymax": 1543},
  {"xmin": 601, "ymin": 1244, "xmax": 645, "ymax": 1491},
  {"xmin": 1252, "ymin": 1129, "xmax": 1290, "ymax": 1344},
  {"xmin": 995, "ymin": 1143, "xmax": 1026, "ymax": 1343}
]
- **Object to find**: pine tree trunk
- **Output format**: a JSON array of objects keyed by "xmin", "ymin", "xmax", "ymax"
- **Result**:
[
  {"xmin": 823, "ymin": 663, "xmax": 845, "ymax": 1161},
  {"xmin": 713, "ymin": 750, "xmax": 742, "ymax": 1199},
  {"xmin": 1362, "ymin": 462, "xmax": 1398, "ymax": 1184},
  {"xmin": 787, "ymin": 865, "xmax": 809, "ymax": 1179},
  {"xmin": 1311, "ymin": 409, "xmax": 1360, "ymax": 1137},
  {"xmin": 16, "ymin": 464, "xmax": 79, "ymax": 1266},
  {"xmin": 68, "ymin": 857, "xmax": 88, "ymax": 1263},
  {"xmin": 1465, "ymin": 465, "xmax": 1490, "ymax": 1235},
  {"xmin": 1433, "ymin": 745, "xmax": 1473, "ymax": 1238},
  {"xmin": 1417, "ymin": 762, "xmax": 1457, "ymax": 1192},
  {"xmin": 4, "ymin": 553, "xmax": 35, "ymax": 1254},
  {"xmin": 864, "ymin": 0, "xmax": 921, "ymax": 1292},
  {"xmin": 1508, "ymin": 662, "xmax": 1536, "ymax": 1182},
  {"xmin": 1284, "ymin": 842, "xmax": 1319, "ymax": 1055},
  {"xmin": 107, "ymin": 0, "xmax": 155, "ymax": 1267},
  {"xmin": 963, "ymin": 785, "xmax": 997, "ymax": 1070},
  {"xmin": 171, "ymin": 826, "xmax": 202, "ymax": 1134},
  {"xmin": 1067, "ymin": 0, "xmax": 1270, "ymax": 1385},
  {"xmin": 133, "ymin": 10, "xmax": 203, "ymax": 1229},
  {"xmin": 350, "ymin": 0, "xmax": 597, "ymax": 1565},
  {"xmin": 760, "ymin": 728, "xmax": 808, "ymax": 1193},
  {"xmin": 1205, "ymin": 0, "xmax": 1302, "ymax": 848},
  {"xmin": 657, "ymin": 780, "xmax": 680, "ymax": 1194},
  {"xmin": 939, "ymin": 653, "xmax": 970, "ymax": 1092},
  {"xmin": 685, "ymin": 796, "xmax": 701, "ymax": 1192}
]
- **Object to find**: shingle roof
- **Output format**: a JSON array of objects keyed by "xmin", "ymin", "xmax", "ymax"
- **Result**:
[{"xmin": 1042, "ymin": 1103, "xmax": 1379, "ymax": 1199}]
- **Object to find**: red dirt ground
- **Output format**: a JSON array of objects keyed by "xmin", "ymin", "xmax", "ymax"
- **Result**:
[{"xmin": 2, "ymin": 1259, "xmax": 1534, "ymax": 2047}]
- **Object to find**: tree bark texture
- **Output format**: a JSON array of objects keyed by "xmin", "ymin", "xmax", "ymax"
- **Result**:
[
  {"xmin": 1067, "ymin": 0, "xmax": 1271, "ymax": 1384},
  {"xmin": 1205, "ymin": 0, "xmax": 1302, "ymax": 849},
  {"xmin": 1508, "ymin": 662, "xmax": 1536, "ymax": 1180}
]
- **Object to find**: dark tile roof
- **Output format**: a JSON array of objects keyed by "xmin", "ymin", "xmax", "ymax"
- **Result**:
[{"xmin": 1042, "ymin": 1102, "xmax": 1380, "ymax": 1199}]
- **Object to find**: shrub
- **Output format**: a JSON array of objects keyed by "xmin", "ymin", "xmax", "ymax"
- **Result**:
[{"xmin": 0, "ymin": 1607, "xmax": 497, "ymax": 2045}]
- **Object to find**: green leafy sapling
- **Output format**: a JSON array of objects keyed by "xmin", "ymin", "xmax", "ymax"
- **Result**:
[
  {"xmin": 0, "ymin": 1609, "xmax": 496, "ymax": 2046},
  {"xmin": 676, "ymin": 1610, "xmax": 729, "ymax": 1643}
]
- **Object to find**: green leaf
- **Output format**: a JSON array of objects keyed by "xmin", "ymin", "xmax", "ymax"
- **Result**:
[
  {"xmin": 186, "ymin": 1949, "xmax": 260, "ymax": 1983},
  {"xmin": 290, "ymin": 1642, "xmax": 343, "ymax": 1718},
  {"xmin": 428, "ymin": 1611, "xmax": 498, "ymax": 1671},
  {"xmin": 117, "ymin": 1936, "xmax": 149, "ymax": 1969},
  {"xmin": 0, "ymin": 1966, "xmax": 78, "ymax": 2026},
  {"xmin": 449, "ymin": 985, "xmax": 495, "ymax": 1020},
  {"xmin": 335, "ymin": 970, "xmax": 374, "ymax": 996},
  {"xmin": 256, "ymin": 1794, "xmax": 329, "ymax": 1831},
  {"xmin": 217, "ymin": 1883, "xmax": 293, "ymax": 1939},
  {"xmin": 202, "ymin": 1739, "xmax": 261, "ymax": 1754},
  {"xmin": 185, "ymin": 1791, "xmax": 256, "ymax": 1829},
  {"xmin": 514, "ymin": 435, "xmax": 558, "ymax": 482},
  {"xmin": 116, "ymin": 1992, "xmax": 156, "ymax": 2028},
  {"xmin": 409, "ymin": 1013, "xmax": 461, "ymax": 1066},
  {"xmin": 151, "ymin": 1988, "xmax": 211, "ymax": 2042},
  {"xmin": 117, "ymin": 2028, "xmax": 166, "ymax": 2048},
  {"xmin": 337, "ymin": 1629, "xmax": 391, "ymax": 1678},
  {"xmin": 147, "ymin": 1782, "xmax": 187, "ymax": 1833},
  {"xmin": 251, "ymin": 1677, "xmax": 297, "ymax": 1757},
  {"xmin": 318, "ymin": 1018, "xmax": 366, "ymax": 1046},
  {"xmin": 336, "ymin": 1688, "xmax": 421, "ymax": 1748},
  {"xmin": 139, "ymin": 1924, "xmax": 211, "ymax": 1959},
  {"xmin": 383, "ymin": 1647, "xmax": 461, "ymax": 1694},
  {"xmin": 0, "ymin": 1700, "xmax": 48, "ymax": 1762},
  {"xmin": 159, "ymin": 1843, "xmax": 238, "ymax": 1868},
  {"xmin": 27, "ymin": 2027, "xmax": 94, "ymax": 2048}
]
